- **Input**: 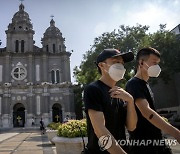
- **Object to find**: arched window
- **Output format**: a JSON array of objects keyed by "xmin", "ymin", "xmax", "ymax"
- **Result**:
[
  {"xmin": 51, "ymin": 70, "xmax": 60, "ymax": 84},
  {"xmin": 21, "ymin": 40, "xmax": 24, "ymax": 53},
  {"xmin": 15, "ymin": 40, "xmax": 19, "ymax": 53},
  {"xmin": 56, "ymin": 70, "xmax": 60, "ymax": 83},
  {"xmin": 53, "ymin": 44, "xmax": 55, "ymax": 53},
  {"xmin": 46, "ymin": 45, "xmax": 49, "ymax": 52},
  {"xmin": 51, "ymin": 70, "xmax": 55, "ymax": 84}
]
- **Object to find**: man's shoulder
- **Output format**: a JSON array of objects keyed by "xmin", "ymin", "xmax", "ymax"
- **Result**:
[
  {"xmin": 126, "ymin": 77, "xmax": 139, "ymax": 86},
  {"xmin": 84, "ymin": 80, "xmax": 103, "ymax": 92}
]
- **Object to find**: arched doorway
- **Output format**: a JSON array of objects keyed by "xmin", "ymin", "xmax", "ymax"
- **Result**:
[
  {"xmin": 13, "ymin": 103, "xmax": 25, "ymax": 127},
  {"xmin": 52, "ymin": 103, "xmax": 62, "ymax": 123}
]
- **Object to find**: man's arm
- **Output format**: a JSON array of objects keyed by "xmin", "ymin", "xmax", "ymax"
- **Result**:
[
  {"xmin": 88, "ymin": 109, "xmax": 126, "ymax": 154},
  {"xmin": 135, "ymin": 98, "xmax": 180, "ymax": 143},
  {"xmin": 126, "ymin": 99, "xmax": 137, "ymax": 131}
]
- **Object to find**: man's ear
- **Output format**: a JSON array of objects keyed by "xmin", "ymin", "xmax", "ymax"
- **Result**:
[
  {"xmin": 98, "ymin": 62, "xmax": 104, "ymax": 68},
  {"xmin": 140, "ymin": 60, "xmax": 143, "ymax": 66}
]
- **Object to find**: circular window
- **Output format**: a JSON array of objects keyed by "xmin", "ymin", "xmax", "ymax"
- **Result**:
[{"xmin": 11, "ymin": 66, "xmax": 27, "ymax": 81}]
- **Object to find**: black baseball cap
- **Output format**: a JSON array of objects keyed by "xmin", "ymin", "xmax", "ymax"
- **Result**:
[{"xmin": 96, "ymin": 49, "xmax": 134, "ymax": 64}]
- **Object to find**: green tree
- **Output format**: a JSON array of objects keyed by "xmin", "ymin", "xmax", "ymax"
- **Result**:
[
  {"xmin": 73, "ymin": 24, "xmax": 180, "ymax": 117},
  {"xmin": 73, "ymin": 84, "xmax": 84, "ymax": 119},
  {"xmin": 147, "ymin": 24, "xmax": 180, "ymax": 83},
  {"xmin": 74, "ymin": 24, "xmax": 150, "ymax": 87}
]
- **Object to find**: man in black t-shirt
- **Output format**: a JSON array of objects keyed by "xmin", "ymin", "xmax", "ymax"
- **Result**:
[
  {"xmin": 126, "ymin": 47, "xmax": 180, "ymax": 154},
  {"xmin": 83, "ymin": 49, "xmax": 137, "ymax": 153}
]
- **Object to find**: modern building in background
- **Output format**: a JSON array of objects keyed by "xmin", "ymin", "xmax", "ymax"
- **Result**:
[
  {"xmin": 151, "ymin": 24, "xmax": 180, "ymax": 118},
  {"xmin": 0, "ymin": 3, "xmax": 75, "ymax": 128},
  {"xmin": 171, "ymin": 24, "xmax": 180, "ymax": 35}
]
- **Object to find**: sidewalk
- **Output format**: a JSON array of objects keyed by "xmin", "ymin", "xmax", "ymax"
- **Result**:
[
  {"xmin": 0, "ymin": 127, "xmax": 56, "ymax": 154},
  {"xmin": 0, "ymin": 128, "xmax": 179, "ymax": 154}
]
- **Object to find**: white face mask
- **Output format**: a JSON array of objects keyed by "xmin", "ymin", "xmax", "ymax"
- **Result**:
[
  {"xmin": 144, "ymin": 63, "xmax": 161, "ymax": 77},
  {"xmin": 108, "ymin": 63, "xmax": 126, "ymax": 81}
]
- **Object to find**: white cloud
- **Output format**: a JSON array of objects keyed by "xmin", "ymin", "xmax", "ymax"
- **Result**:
[
  {"xmin": 173, "ymin": 0, "xmax": 180, "ymax": 5},
  {"xmin": 124, "ymin": 2, "xmax": 179, "ymax": 32},
  {"xmin": 94, "ymin": 22, "xmax": 107, "ymax": 36},
  {"xmin": 111, "ymin": 3, "xmax": 121, "ymax": 14}
]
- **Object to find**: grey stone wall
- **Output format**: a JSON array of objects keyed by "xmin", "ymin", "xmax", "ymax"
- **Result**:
[{"xmin": 151, "ymin": 73, "xmax": 180, "ymax": 114}]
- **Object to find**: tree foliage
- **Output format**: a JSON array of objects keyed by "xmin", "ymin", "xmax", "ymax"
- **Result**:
[
  {"xmin": 74, "ymin": 24, "xmax": 180, "ymax": 86},
  {"xmin": 73, "ymin": 24, "xmax": 180, "ymax": 117}
]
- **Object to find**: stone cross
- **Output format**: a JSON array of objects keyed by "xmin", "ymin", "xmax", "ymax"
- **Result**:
[
  {"xmin": 20, "ymin": 0, "xmax": 24, "ymax": 3},
  {"xmin": 55, "ymin": 115, "xmax": 59, "ymax": 122},
  {"xmin": 17, "ymin": 116, "xmax": 21, "ymax": 123},
  {"xmin": 50, "ymin": 15, "xmax": 54, "ymax": 19}
]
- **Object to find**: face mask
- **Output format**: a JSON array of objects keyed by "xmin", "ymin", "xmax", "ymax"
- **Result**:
[
  {"xmin": 108, "ymin": 63, "xmax": 126, "ymax": 81},
  {"xmin": 144, "ymin": 63, "xmax": 161, "ymax": 77}
]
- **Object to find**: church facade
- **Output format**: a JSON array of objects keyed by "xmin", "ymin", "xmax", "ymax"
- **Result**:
[{"xmin": 0, "ymin": 3, "xmax": 75, "ymax": 128}]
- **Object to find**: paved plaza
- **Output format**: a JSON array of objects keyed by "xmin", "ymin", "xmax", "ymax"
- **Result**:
[
  {"xmin": 0, "ymin": 128, "xmax": 56, "ymax": 154},
  {"xmin": 0, "ymin": 128, "xmax": 179, "ymax": 154}
]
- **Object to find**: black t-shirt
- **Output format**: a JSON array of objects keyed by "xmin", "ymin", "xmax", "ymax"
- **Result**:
[
  {"xmin": 125, "ymin": 77, "xmax": 162, "ymax": 140},
  {"xmin": 83, "ymin": 80, "xmax": 127, "ymax": 153}
]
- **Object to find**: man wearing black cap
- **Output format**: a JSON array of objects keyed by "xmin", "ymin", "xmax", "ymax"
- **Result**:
[{"xmin": 83, "ymin": 49, "xmax": 137, "ymax": 153}]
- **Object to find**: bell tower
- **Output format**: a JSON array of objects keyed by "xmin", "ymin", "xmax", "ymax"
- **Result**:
[
  {"xmin": 41, "ymin": 16, "xmax": 66, "ymax": 53},
  {"xmin": 5, "ymin": 2, "xmax": 35, "ymax": 53}
]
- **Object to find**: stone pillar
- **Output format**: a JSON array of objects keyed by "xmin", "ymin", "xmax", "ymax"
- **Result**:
[
  {"xmin": 0, "ymin": 97, "xmax": 2, "ymax": 116},
  {"xmin": 2, "ymin": 114, "xmax": 10, "ymax": 128},
  {"xmin": 9, "ymin": 109, "xmax": 13, "ymax": 128},
  {"xmin": 24, "ymin": 109, "xmax": 27, "ymax": 127},
  {"xmin": 50, "ymin": 109, "xmax": 52, "ymax": 122},
  {"xmin": 63, "ymin": 55, "xmax": 71, "ymax": 82},
  {"xmin": 42, "ymin": 54, "xmax": 48, "ymax": 82},
  {"xmin": 28, "ymin": 54, "xmax": 34, "ymax": 82},
  {"xmin": 3, "ymin": 96, "xmax": 11, "ymax": 114},
  {"xmin": 62, "ymin": 107, "xmax": 65, "ymax": 122},
  {"xmin": 27, "ymin": 94, "xmax": 34, "ymax": 114},
  {"xmin": 43, "ymin": 95, "xmax": 49, "ymax": 113},
  {"xmin": 4, "ymin": 55, "xmax": 11, "ymax": 82}
]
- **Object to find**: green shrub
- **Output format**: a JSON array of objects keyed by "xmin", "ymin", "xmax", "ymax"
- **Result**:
[
  {"xmin": 57, "ymin": 119, "xmax": 87, "ymax": 138},
  {"xmin": 47, "ymin": 122, "xmax": 61, "ymax": 130}
]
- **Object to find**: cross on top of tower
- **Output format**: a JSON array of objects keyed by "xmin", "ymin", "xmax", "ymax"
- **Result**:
[
  {"xmin": 19, "ymin": 0, "xmax": 25, "ymax": 11},
  {"xmin": 50, "ymin": 15, "xmax": 54, "ymax": 20},
  {"xmin": 19, "ymin": 0, "xmax": 24, "ymax": 4}
]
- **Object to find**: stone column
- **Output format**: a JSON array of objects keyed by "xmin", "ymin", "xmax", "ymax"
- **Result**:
[
  {"xmin": 42, "ymin": 54, "xmax": 48, "ymax": 82},
  {"xmin": 3, "ymin": 96, "xmax": 11, "ymax": 114},
  {"xmin": 4, "ymin": 55, "xmax": 11, "ymax": 82},
  {"xmin": 28, "ymin": 54, "xmax": 34, "ymax": 82},
  {"xmin": 50, "ymin": 109, "xmax": 52, "ymax": 122},
  {"xmin": 24, "ymin": 109, "xmax": 27, "ymax": 127}
]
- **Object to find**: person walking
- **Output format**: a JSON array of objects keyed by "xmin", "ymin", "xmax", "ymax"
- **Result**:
[
  {"xmin": 40, "ymin": 118, "xmax": 45, "ymax": 134},
  {"xmin": 126, "ymin": 47, "xmax": 180, "ymax": 154},
  {"xmin": 83, "ymin": 49, "xmax": 137, "ymax": 153}
]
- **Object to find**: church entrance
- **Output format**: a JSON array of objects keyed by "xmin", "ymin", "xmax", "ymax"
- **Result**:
[
  {"xmin": 13, "ymin": 103, "xmax": 25, "ymax": 127},
  {"xmin": 52, "ymin": 104, "xmax": 62, "ymax": 123}
]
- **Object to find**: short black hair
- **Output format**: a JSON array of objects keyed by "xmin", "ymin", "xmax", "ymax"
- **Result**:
[
  {"xmin": 135, "ymin": 47, "xmax": 160, "ymax": 71},
  {"xmin": 136, "ymin": 47, "xmax": 160, "ymax": 62},
  {"xmin": 94, "ymin": 61, "xmax": 103, "ymax": 75}
]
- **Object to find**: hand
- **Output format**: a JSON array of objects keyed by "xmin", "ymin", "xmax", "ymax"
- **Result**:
[{"xmin": 109, "ymin": 86, "xmax": 133, "ymax": 103}]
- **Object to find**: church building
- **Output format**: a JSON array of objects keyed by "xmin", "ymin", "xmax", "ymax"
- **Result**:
[{"xmin": 0, "ymin": 3, "xmax": 75, "ymax": 128}]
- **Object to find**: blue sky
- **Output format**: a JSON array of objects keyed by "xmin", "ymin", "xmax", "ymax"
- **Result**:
[{"xmin": 0, "ymin": 0, "xmax": 180, "ymax": 82}]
